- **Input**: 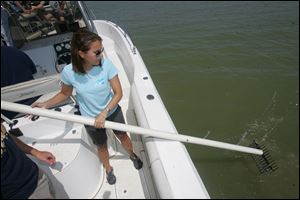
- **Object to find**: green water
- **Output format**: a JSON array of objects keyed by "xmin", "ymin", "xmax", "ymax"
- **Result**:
[{"xmin": 86, "ymin": 1, "xmax": 299, "ymax": 198}]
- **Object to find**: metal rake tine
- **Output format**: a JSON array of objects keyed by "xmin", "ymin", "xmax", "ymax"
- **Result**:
[{"xmin": 249, "ymin": 140, "xmax": 277, "ymax": 174}]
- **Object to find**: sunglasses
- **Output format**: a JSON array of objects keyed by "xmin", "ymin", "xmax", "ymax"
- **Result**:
[{"xmin": 94, "ymin": 47, "xmax": 104, "ymax": 57}]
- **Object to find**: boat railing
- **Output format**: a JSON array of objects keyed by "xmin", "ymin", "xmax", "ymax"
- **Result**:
[
  {"xmin": 107, "ymin": 20, "xmax": 137, "ymax": 55},
  {"xmin": 120, "ymin": 25, "xmax": 137, "ymax": 55},
  {"xmin": 77, "ymin": 1, "xmax": 97, "ymax": 33}
]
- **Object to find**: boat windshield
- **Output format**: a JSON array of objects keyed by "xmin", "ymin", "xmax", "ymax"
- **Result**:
[{"xmin": 1, "ymin": 1, "xmax": 91, "ymax": 49}]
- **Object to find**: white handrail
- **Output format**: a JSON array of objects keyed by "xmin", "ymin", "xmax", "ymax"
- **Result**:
[{"xmin": 1, "ymin": 100, "xmax": 263, "ymax": 155}]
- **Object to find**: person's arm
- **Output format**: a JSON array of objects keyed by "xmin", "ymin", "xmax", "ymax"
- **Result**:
[
  {"xmin": 94, "ymin": 75, "xmax": 123, "ymax": 128},
  {"xmin": 31, "ymin": 84, "xmax": 73, "ymax": 109},
  {"xmin": 15, "ymin": 1, "xmax": 31, "ymax": 14},
  {"xmin": 106, "ymin": 75, "xmax": 123, "ymax": 113},
  {"xmin": 31, "ymin": 1, "xmax": 45, "ymax": 11},
  {"xmin": 10, "ymin": 134, "xmax": 55, "ymax": 165}
]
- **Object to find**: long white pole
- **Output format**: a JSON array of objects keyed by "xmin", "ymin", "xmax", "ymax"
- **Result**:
[{"xmin": 1, "ymin": 100, "xmax": 263, "ymax": 155}]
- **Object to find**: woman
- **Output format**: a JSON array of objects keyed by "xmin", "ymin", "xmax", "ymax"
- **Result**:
[{"xmin": 32, "ymin": 29, "xmax": 142, "ymax": 185}]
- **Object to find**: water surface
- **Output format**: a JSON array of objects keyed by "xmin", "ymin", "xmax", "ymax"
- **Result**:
[{"xmin": 87, "ymin": 1, "xmax": 299, "ymax": 198}]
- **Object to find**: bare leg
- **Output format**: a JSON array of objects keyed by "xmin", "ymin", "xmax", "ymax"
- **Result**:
[
  {"xmin": 97, "ymin": 143, "xmax": 112, "ymax": 173},
  {"xmin": 116, "ymin": 133, "xmax": 135, "ymax": 157},
  {"xmin": 116, "ymin": 133, "xmax": 143, "ymax": 170}
]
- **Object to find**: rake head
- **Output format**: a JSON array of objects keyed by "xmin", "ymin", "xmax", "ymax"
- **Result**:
[{"xmin": 249, "ymin": 140, "xmax": 278, "ymax": 174}]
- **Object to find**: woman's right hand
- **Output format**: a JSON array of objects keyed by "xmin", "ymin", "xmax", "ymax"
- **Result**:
[
  {"xmin": 31, "ymin": 101, "xmax": 48, "ymax": 109},
  {"xmin": 26, "ymin": 102, "xmax": 48, "ymax": 119},
  {"xmin": 94, "ymin": 111, "xmax": 108, "ymax": 129}
]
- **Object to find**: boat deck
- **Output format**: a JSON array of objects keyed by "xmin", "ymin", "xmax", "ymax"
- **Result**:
[{"xmin": 92, "ymin": 116, "xmax": 153, "ymax": 199}]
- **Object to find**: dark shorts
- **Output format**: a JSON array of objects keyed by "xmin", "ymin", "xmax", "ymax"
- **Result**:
[{"xmin": 84, "ymin": 105, "xmax": 126, "ymax": 146}]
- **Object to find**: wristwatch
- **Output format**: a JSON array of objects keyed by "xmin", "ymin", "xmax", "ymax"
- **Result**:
[{"xmin": 105, "ymin": 107, "xmax": 110, "ymax": 113}]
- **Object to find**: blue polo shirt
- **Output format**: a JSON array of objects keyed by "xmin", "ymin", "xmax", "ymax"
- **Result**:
[{"xmin": 61, "ymin": 59, "xmax": 118, "ymax": 117}]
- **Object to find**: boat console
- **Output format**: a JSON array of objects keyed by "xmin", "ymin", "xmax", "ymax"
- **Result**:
[{"xmin": 20, "ymin": 32, "xmax": 73, "ymax": 78}]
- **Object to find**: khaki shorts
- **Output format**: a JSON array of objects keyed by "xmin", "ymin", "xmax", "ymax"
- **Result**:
[{"xmin": 28, "ymin": 168, "xmax": 55, "ymax": 199}]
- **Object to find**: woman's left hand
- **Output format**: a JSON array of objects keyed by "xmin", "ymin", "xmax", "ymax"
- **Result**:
[{"xmin": 94, "ymin": 111, "xmax": 107, "ymax": 128}]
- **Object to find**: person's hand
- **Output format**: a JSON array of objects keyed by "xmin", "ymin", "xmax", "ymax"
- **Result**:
[
  {"xmin": 26, "ymin": 102, "xmax": 48, "ymax": 119},
  {"xmin": 31, "ymin": 101, "xmax": 48, "ymax": 109},
  {"xmin": 94, "ymin": 111, "xmax": 107, "ymax": 128},
  {"xmin": 32, "ymin": 149, "xmax": 56, "ymax": 166}
]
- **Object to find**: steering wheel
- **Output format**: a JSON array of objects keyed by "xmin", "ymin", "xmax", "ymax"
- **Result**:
[{"xmin": 55, "ymin": 52, "xmax": 71, "ymax": 73}]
